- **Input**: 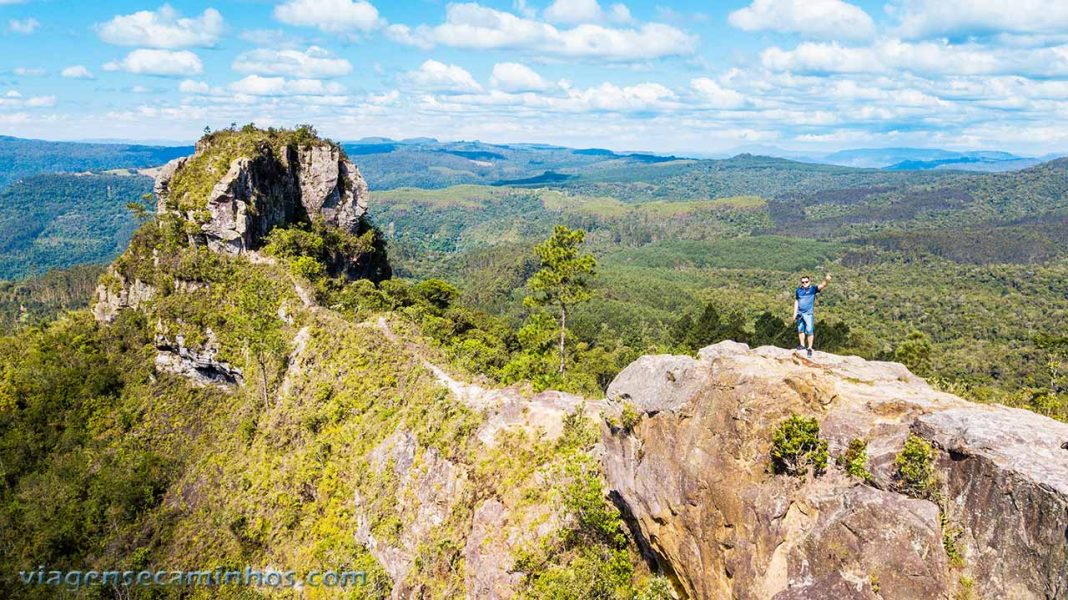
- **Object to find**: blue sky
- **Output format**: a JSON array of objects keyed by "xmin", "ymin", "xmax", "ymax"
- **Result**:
[{"xmin": 1, "ymin": 0, "xmax": 1067, "ymax": 154}]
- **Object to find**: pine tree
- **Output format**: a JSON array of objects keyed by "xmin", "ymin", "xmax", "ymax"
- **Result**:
[{"xmin": 525, "ymin": 226, "xmax": 597, "ymax": 374}]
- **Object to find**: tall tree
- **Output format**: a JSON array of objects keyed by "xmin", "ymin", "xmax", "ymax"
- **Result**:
[{"xmin": 525, "ymin": 225, "xmax": 597, "ymax": 374}]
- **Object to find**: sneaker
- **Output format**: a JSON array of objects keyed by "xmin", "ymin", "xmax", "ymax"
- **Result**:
[
  {"xmin": 795, "ymin": 345, "xmax": 806, "ymax": 351},
  {"xmin": 806, "ymin": 348, "xmax": 813, "ymax": 358}
]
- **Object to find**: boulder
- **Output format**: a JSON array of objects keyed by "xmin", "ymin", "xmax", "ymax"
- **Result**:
[{"xmin": 602, "ymin": 341, "xmax": 1068, "ymax": 599}]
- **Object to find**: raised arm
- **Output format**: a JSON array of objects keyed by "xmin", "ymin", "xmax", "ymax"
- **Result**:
[{"xmin": 817, "ymin": 273, "xmax": 831, "ymax": 291}]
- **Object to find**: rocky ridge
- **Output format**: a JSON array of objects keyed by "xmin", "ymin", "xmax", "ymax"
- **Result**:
[
  {"xmin": 601, "ymin": 341, "xmax": 1068, "ymax": 599},
  {"xmin": 155, "ymin": 135, "xmax": 368, "ymax": 255}
]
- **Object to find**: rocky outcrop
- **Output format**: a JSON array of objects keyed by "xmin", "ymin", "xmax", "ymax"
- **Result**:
[
  {"xmin": 92, "ymin": 273, "xmax": 155, "ymax": 323},
  {"xmin": 155, "ymin": 140, "xmax": 368, "ymax": 254},
  {"xmin": 602, "ymin": 341, "xmax": 1068, "ymax": 600},
  {"xmin": 153, "ymin": 331, "xmax": 243, "ymax": 387}
]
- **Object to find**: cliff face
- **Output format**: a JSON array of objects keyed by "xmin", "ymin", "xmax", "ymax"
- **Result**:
[
  {"xmin": 602, "ymin": 341, "xmax": 1068, "ymax": 600},
  {"xmin": 155, "ymin": 135, "xmax": 368, "ymax": 255}
]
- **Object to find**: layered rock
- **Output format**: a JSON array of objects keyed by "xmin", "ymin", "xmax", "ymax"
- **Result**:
[
  {"xmin": 602, "ymin": 341, "xmax": 1068, "ymax": 599},
  {"xmin": 155, "ymin": 139, "xmax": 368, "ymax": 254}
]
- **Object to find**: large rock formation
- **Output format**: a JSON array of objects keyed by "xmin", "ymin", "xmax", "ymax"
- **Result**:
[
  {"xmin": 155, "ymin": 136, "xmax": 368, "ymax": 254},
  {"xmin": 602, "ymin": 341, "xmax": 1068, "ymax": 600}
]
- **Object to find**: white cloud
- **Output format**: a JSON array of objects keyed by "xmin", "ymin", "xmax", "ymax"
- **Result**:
[
  {"xmin": 25, "ymin": 96, "xmax": 55, "ymax": 107},
  {"xmin": 545, "ymin": 0, "xmax": 602, "ymax": 23},
  {"xmin": 491, "ymin": 62, "xmax": 551, "ymax": 92},
  {"xmin": 690, "ymin": 78, "xmax": 746, "ymax": 108},
  {"xmin": 890, "ymin": 0, "xmax": 1068, "ymax": 39},
  {"xmin": 368, "ymin": 89, "xmax": 400, "ymax": 105},
  {"xmin": 13, "ymin": 67, "xmax": 45, "ymax": 77},
  {"xmin": 8, "ymin": 17, "xmax": 39, "ymax": 34},
  {"xmin": 764, "ymin": 38, "xmax": 1068, "ymax": 78},
  {"xmin": 229, "ymin": 75, "xmax": 345, "ymax": 96},
  {"xmin": 0, "ymin": 90, "xmax": 55, "ymax": 108},
  {"xmin": 760, "ymin": 39, "xmax": 1068, "ymax": 77},
  {"xmin": 61, "ymin": 65, "xmax": 95, "ymax": 80},
  {"xmin": 404, "ymin": 60, "xmax": 483, "ymax": 94},
  {"xmin": 388, "ymin": 3, "xmax": 696, "ymax": 61},
  {"xmin": 544, "ymin": 0, "xmax": 631, "ymax": 24},
  {"xmin": 97, "ymin": 6, "xmax": 224, "ymax": 48},
  {"xmin": 273, "ymin": 0, "xmax": 382, "ymax": 34},
  {"xmin": 233, "ymin": 46, "xmax": 352, "ymax": 78},
  {"xmin": 728, "ymin": 0, "xmax": 874, "ymax": 40},
  {"xmin": 179, "ymin": 79, "xmax": 210, "ymax": 94},
  {"xmin": 103, "ymin": 49, "xmax": 204, "ymax": 76}
]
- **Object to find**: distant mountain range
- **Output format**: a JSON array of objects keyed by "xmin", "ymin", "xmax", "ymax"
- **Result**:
[{"xmin": 816, "ymin": 147, "xmax": 1058, "ymax": 172}]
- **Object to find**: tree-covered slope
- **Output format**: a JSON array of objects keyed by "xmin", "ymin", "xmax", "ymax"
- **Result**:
[
  {"xmin": 0, "ymin": 136, "xmax": 190, "ymax": 190},
  {"xmin": 0, "ymin": 173, "xmax": 154, "ymax": 280}
]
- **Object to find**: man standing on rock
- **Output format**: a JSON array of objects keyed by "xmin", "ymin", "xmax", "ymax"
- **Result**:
[{"xmin": 793, "ymin": 273, "xmax": 831, "ymax": 358}]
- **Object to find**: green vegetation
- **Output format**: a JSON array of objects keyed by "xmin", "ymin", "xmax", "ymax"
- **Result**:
[
  {"xmin": 525, "ymin": 226, "xmax": 597, "ymax": 374},
  {"xmin": 0, "ymin": 264, "xmax": 103, "ymax": 333},
  {"xmin": 0, "ymin": 173, "xmax": 153, "ymax": 279},
  {"xmin": 0, "ymin": 135, "xmax": 188, "ymax": 190},
  {"xmin": 373, "ymin": 157, "xmax": 1068, "ymax": 419},
  {"xmin": 512, "ymin": 415, "xmax": 670, "ymax": 600},
  {"xmin": 838, "ymin": 438, "xmax": 872, "ymax": 481},
  {"xmin": 895, "ymin": 433, "xmax": 936, "ymax": 497},
  {"xmin": 167, "ymin": 123, "xmax": 338, "ymax": 213},
  {"xmin": 770, "ymin": 415, "xmax": 829, "ymax": 477},
  {"xmin": 895, "ymin": 330, "xmax": 934, "ymax": 378}
]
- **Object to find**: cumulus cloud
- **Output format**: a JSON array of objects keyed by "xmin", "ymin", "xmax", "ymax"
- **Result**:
[
  {"xmin": 8, "ymin": 17, "xmax": 39, "ymax": 34},
  {"xmin": 233, "ymin": 46, "xmax": 352, "ymax": 78},
  {"xmin": 544, "ymin": 0, "xmax": 632, "ymax": 24},
  {"xmin": 96, "ymin": 6, "xmax": 223, "ymax": 48},
  {"xmin": 230, "ymin": 75, "xmax": 345, "ymax": 96},
  {"xmin": 889, "ymin": 0, "xmax": 1068, "ymax": 39},
  {"xmin": 690, "ymin": 78, "xmax": 746, "ymax": 109},
  {"xmin": 104, "ymin": 49, "xmax": 204, "ymax": 76},
  {"xmin": 404, "ymin": 60, "xmax": 483, "ymax": 94},
  {"xmin": 61, "ymin": 65, "xmax": 95, "ymax": 79},
  {"xmin": 273, "ymin": 0, "xmax": 383, "ymax": 34},
  {"xmin": 491, "ymin": 62, "xmax": 551, "ymax": 92},
  {"xmin": 387, "ymin": 3, "xmax": 695, "ymax": 61},
  {"xmin": 728, "ymin": 0, "xmax": 874, "ymax": 40}
]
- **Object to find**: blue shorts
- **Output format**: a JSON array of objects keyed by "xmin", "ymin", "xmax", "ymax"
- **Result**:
[{"xmin": 796, "ymin": 313, "xmax": 814, "ymax": 335}]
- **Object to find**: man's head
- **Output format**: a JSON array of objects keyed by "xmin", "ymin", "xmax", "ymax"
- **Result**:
[{"xmin": 800, "ymin": 276, "xmax": 811, "ymax": 288}]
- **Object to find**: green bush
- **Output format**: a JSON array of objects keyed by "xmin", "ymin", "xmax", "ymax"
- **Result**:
[
  {"xmin": 838, "ymin": 438, "xmax": 872, "ymax": 481},
  {"xmin": 619, "ymin": 403, "xmax": 641, "ymax": 432},
  {"xmin": 895, "ymin": 433, "xmax": 935, "ymax": 497},
  {"xmin": 770, "ymin": 415, "xmax": 829, "ymax": 476}
]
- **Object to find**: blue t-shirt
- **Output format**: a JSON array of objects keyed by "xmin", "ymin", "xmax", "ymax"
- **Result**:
[{"xmin": 795, "ymin": 285, "xmax": 820, "ymax": 314}]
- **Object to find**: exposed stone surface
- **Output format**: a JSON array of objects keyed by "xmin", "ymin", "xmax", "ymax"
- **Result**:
[
  {"xmin": 601, "ymin": 341, "xmax": 1068, "ymax": 600},
  {"xmin": 153, "ymin": 331, "xmax": 243, "ymax": 387},
  {"xmin": 355, "ymin": 429, "xmax": 468, "ymax": 598},
  {"xmin": 92, "ymin": 273, "xmax": 155, "ymax": 323},
  {"xmin": 916, "ymin": 408, "xmax": 1068, "ymax": 599},
  {"xmin": 155, "ymin": 141, "xmax": 368, "ymax": 255}
]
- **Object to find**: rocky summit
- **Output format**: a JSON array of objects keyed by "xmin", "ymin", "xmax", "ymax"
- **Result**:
[
  {"xmin": 155, "ymin": 127, "xmax": 369, "ymax": 255},
  {"xmin": 601, "ymin": 341, "xmax": 1068, "ymax": 600}
]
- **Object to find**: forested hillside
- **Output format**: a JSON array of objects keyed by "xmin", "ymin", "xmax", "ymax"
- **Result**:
[
  {"xmin": 0, "ymin": 136, "xmax": 190, "ymax": 190},
  {"xmin": 371, "ymin": 158, "xmax": 1068, "ymax": 415},
  {"xmin": 0, "ymin": 173, "xmax": 153, "ymax": 279}
]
